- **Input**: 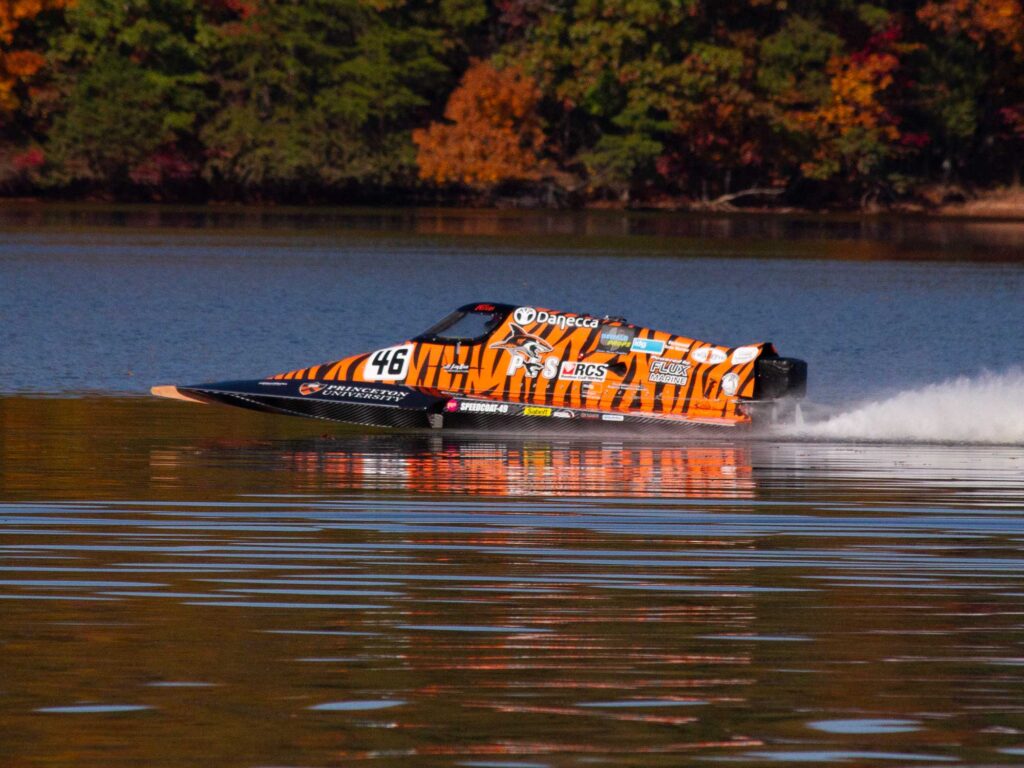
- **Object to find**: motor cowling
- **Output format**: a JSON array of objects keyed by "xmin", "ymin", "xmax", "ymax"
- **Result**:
[{"xmin": 755, "ymin": 355, "xmax": 808, "ymax": 400}]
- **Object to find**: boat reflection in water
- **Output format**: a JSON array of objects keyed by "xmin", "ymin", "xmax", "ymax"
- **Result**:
[
  {"xmin": 146, "ymin": 430, "xmax": 1024, "ymax": 503},
  {"xmin": 277, "ymin": 437, "xmax": 755, "ymax": 499},
  {"xmin": 5, "ymin": 398, "xmax": 1024, "ymax": 767}
]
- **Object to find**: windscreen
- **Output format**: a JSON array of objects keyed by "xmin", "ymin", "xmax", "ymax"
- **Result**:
[{"xmin": 417, "ymin": 309, "xmax": 506, "ymax": 342}]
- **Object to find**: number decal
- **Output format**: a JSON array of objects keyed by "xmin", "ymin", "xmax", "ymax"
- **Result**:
[{"xmin": 364, "ymin": 345, "xmax": 412, "ymax": 381}]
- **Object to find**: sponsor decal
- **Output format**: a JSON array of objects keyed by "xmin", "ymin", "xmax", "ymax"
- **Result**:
[
  {"xmin": 258, "ymin": 381, "xmax": 288, "ymax": 386},
  {"xmin": 473, "ymin": 303, "xmax": 496, "ymax": 312},
  {"xmin": 444, "ymin": 400, "xmax": 460, "ymax": 412},
  {"xmin": 721, "ymin": 372, "xmax": 740, "ymax": 396},
  {"xmin": 490, "ymin": 323, "xmax": 554, "ymax": 378},
  {"xmin": 512, "ymin": 306, "xmax": 536, "ymax": 324},
  {"xmin": 505, "ymin": 356, "xmax": 562, "ymax": 380},
  {"xmin": 559, "ymin": 361, "xmax": 608, "ymax": 382},
  {"xmin": 552, "ymin": 410, "xmax": 573, "ymax": 419},
  {"xmin": 666, "ymin": 339, "xmax": 691, "ymax": 353},
  {"xmin": 513, "ymin": 306, "xmax": 599, "ymax": 330},
  {"xmin": 443, "ymin": 362, "xmax": 471, "ymax": 375},
  {"xmin": 731, "ymin": 346, "xmax": 759, "ymax": 365},
  {"xmin": 596, "ymin": 325, "xmax": 636, "ymax": 353},
  {"xmin": 630, "ymin": 337, "xmax": 666, "ymax": 355},
  {"xmin": 456, "ymin": 401, "xmax": 511, "ymax": 414},
  {"xmin": 318, "ymin": 385, "xmax": 406, "ymax": 403},
  {"xmin": 690, "ymin": 346, "xmax": 728, "ymax": 365},
  {"xmin": 607, "ymin": 382, "xmax": 647, "ymax": 394},
  {"xmin": 523, "ymin": 406, "xmax": 553, "ymax": 417},
  {"xmin": 363, "ymin": 344, "xmax": 413, "ymax": 381},
  {"xmin": 299, "ymin": 382, "xmax": 324, "ymax": 396},
  {"xmin": 601, "ymin": 413, "xmax": 625, "ymax": 422},
  {"xmin": 648, "ymin": 357, "xmax": 691, "ymax": 386}
]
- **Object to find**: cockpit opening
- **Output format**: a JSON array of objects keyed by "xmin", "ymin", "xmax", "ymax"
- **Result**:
[{"xmin": 415, "ymin": 304, "xmax": 511, "ymax": 343}]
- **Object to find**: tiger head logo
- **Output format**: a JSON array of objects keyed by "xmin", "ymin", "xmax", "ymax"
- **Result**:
[{"xmin": 489, "ymin": 323, "xmax": 553, "ymax": 377}]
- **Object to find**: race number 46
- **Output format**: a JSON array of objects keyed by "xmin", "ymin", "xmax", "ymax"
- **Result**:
[{"xmin": 364, "ymin": 345, "xmax": 413, "ymax": 381}]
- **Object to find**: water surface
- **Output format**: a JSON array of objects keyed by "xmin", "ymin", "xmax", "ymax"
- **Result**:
[
  {"xmin": 1, "ymin": 209, "xmax": 1023, "ymax": 766},
  {"xmin": 2, "ymin": 206, "xmax": 1023, "ymax": 402},
  {"xmin": 2, "ymin": 399, "xmax": 1024, "ymax": 765}
]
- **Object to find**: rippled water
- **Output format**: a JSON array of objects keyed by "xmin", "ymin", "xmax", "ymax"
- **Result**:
[
  {"xmin": 2, "ymin": 209, "xmax": 1023, "ymax": 766},
  {"xmin": 2, "ymin": 398, "xmax": 1024, "ymax": 766}
]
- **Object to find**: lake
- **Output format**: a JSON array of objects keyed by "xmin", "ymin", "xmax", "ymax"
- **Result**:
[{"xmin": 1, "ymin": 206, "xmax": 1023, "ymax": 766}]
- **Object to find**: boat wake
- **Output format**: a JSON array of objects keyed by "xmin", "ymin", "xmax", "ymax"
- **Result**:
[{"xmin": 780, "ymin": 369, "xmax": 1024, "ymax": 445}]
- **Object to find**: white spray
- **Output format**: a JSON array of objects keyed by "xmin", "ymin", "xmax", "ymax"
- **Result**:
[{"xmin": 782, "ymin": 369, "xmax": 1024, "ymax": 445}]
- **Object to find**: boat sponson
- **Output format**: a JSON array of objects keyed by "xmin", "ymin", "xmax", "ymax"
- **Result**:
[
  {"xmin": 176, "ymin": 379, "xmax": 446, "ymax": 429},
  {"xmin": 165, "ymin": 379, "xmax": 744, "ymax": 433}
]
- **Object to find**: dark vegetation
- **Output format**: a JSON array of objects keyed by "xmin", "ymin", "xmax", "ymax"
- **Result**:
[{"xmin": 1, "ymin": 0, "xmax": 1022, "ymax": 209}]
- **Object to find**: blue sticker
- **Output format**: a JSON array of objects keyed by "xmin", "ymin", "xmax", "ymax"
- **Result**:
[
  {"xmin": 597, "ymin": 325, "xmax": 636, "ymax": 353},
  {"xmin": 630, "ymin": 337, "xmax": 665, "ymax": 354}
]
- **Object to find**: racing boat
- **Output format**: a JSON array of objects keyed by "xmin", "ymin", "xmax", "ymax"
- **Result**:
[{"xmin": 151, "ymin": 303, "xmax": 806, "ymax": 432}]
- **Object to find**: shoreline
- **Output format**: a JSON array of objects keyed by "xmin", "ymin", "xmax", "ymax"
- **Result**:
[{"xmin": 1, "ymin": 188, "xmax": 1023, "ymax": 222}]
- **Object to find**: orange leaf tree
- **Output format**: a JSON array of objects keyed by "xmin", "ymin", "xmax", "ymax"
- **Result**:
[
  {"xmin": 918, "ymin": 0, "xmax": 1023, "ymax": 57},
  {"xmin": 788, "ymin": 25, "xmax": 907, "ymax": 184},
  {"xmin": 413, "ymin": 58, "xmax": 546, "ymax": 188},
  {"xmin": 0, "ymin": 0, "xmax": 72, "ymax": 114}
]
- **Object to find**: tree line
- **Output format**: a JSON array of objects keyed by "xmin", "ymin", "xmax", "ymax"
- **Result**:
[{"xmin": 0, "ymin": 0, "xmax": 1022, "ymax": 207}]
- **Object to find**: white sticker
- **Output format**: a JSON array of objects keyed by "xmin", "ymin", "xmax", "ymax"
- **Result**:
[
  {"xmin": 559, "ymin": 361, "xmax": 608, "ymax": 382},
  {"xmin": 690, "ymin": 346, "xmax": 728, "ymax": 365},
  {"xmin": 721, "ymin": 372, "xmax": 740, "ymax": 396},
  {"xmin": 648, "ymin": 357, "xmax": 690, "ymax": 386},
  {"xmin": 731, "ymin": 346, "xmax": 759, "ymax": 365},
  {"xmin": 513, "ymin": 306, "xmax": 537, "ymax": 324},
  {"xmin": 363, "ymin": 344, "xmax": 413, "ymax": 381},
  {"xmin": 601, "ymin": 413, "xmax": 625, "ymax": 422}
]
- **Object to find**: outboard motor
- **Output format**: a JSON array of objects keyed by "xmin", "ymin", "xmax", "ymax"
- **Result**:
[
  {"xmin": 755, "ymin": 354, "xmax": 808, "ymax": 400},
  {"xmin": 744, "ymin": 353, "xmax": 808, "ymax": 424}
]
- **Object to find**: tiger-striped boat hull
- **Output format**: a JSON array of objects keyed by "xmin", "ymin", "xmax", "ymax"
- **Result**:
[{"xmin": 153, "ymin": 303, "xmax": 807, "ymax": 433}]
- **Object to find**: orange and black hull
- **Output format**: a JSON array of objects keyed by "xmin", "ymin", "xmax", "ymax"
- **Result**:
[{"xmin": 153, "ymin": 302, "xmax": 807, "ymax": 433}]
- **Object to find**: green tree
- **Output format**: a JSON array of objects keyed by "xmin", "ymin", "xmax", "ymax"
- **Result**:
[
  {"xmin": 45, "ymin": 0, "xmax": 210, "ymax": 191},
  {"xmin": 515, "ymin": 0, "xmax": 779, "ymax": 200},
  {"xmin": 201, "ymin": 0, "xmax": 478, "ymax": 197},
  {"xmin": 913, "ymin": 0, "xmax": 1024, "ymax": 186},
  {"xmin": 0, "ymin": 0, "xmax": 1019, "ymax": 205}
]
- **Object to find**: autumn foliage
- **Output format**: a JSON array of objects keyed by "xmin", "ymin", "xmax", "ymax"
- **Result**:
[
  {"xmin": 2, "ymin": 0, "xmax": 1024, "ymax": 203},
  {"xmin": 413, "ymin": 59, "xmax": 546, "ymax": 188},
  {"xmin": 793, "ymin": 41, "xmax": 902, "ymax": 180},
  {"xmin": 918, "ymin": 0, "xmax": 1024, "ymax": 56},
  {"xmin": 0, "ymin": 0, "xmax": 71, "ymax": 113}
]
